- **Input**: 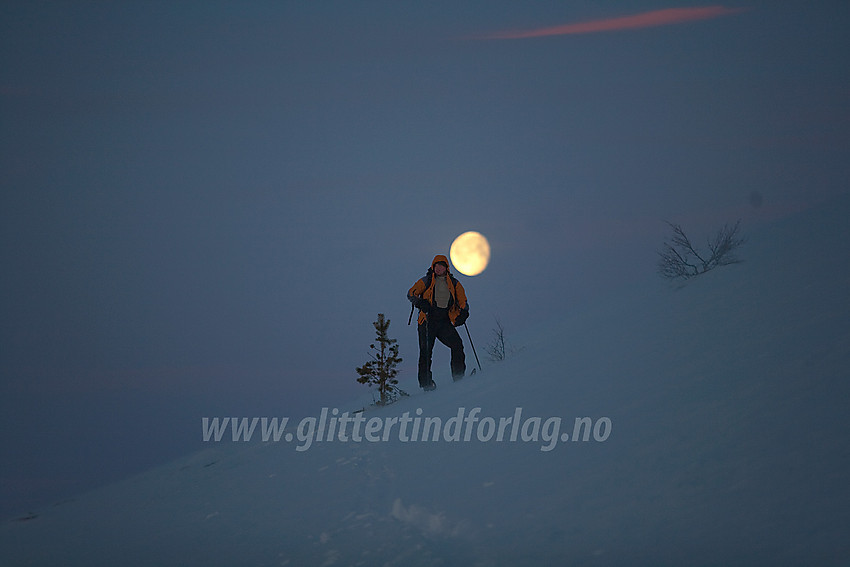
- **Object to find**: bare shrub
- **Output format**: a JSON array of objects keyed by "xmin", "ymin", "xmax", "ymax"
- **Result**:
[
  {"xmin": 657, "ymin": 220, "xmax": 746, "ymax": 281},
  {"xmin": 485, "ymin": 317, "xmax": 522, "ymax": 362}
]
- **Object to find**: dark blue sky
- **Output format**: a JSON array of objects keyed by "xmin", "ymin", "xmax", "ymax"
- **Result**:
[{"xmin": 2, "ymin": 1, "xmax": 848, "ymax": 516}]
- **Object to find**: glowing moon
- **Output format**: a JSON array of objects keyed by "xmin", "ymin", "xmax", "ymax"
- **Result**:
[{"xmin": 450, "ymin": 231, "xmax": 490, "ymax": 276}]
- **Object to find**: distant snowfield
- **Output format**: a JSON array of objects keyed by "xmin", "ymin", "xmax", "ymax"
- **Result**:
[{"xmin": 3, "ymin": 195, "xmax": 849, "ymax": 566}]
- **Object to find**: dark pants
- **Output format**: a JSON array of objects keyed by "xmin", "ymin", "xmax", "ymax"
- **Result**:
[{"xmin": 418, "ymin": 308, "xmax": 465, "ymax": 386}]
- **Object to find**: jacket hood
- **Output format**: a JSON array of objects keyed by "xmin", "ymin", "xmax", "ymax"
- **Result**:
[{"xmin": 432, "ymin": 254, "xmax": 450, "ymax": 269}]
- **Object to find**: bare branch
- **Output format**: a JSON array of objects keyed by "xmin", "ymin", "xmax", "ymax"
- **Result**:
[
  {"xmin": 485, "ymin": 317, "xmax": 507, "ymax": 362},
  {"xmin": 657, "ymin": 220, "xmax": 745, "ymax": 281}
]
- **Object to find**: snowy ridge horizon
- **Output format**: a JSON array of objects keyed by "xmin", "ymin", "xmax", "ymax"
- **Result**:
[{"xmin": 3, "ymin": 194, "xmax": 849, "ymax": 566}]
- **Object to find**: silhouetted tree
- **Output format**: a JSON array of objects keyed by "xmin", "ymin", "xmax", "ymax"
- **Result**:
[
  {"xmin": 484, "ymin": 317, "xmax": 522, "ymax": 362},
  {"xmin": 485, "ymin": 317, "xmax": 507, "ymax": 362},
  {"xmin": 657, "ymin": 220, "xmax": 746, "ymax": 281},
  {"xmin": 356, "ymin": 313, "xmax": 404, "ymax": 405}
]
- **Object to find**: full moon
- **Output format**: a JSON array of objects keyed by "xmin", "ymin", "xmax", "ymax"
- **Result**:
[{"xmin": 450, "ymin": 231, "xmax": 490, "ymax": 276}]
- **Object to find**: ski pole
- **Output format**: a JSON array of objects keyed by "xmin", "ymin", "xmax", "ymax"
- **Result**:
[
  {"xmin": 408, "ymin": 303, "xmax": 415, "ymax": 325},
  {"xmin": 464, "ymin": 323, "xmax": 482, "ymax": 372}
]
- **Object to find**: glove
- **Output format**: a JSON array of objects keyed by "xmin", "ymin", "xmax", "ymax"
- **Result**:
[
  {"xmin": 411, "ymin": 296, "xmax": 430, "ymax": 312},
  {"xmin": 454, "ymin": 309, "xmax": 469, "ymax": 326}
]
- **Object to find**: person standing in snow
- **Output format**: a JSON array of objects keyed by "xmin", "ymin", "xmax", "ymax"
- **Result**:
[{"xmin": 407, "ymin": 255, "xmax": 469, "ymax": 390}]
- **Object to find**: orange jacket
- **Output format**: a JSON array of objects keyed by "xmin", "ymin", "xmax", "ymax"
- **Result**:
[{"xmin": 408, "ymin": 255, "xmax": 468, "ymax": 325}]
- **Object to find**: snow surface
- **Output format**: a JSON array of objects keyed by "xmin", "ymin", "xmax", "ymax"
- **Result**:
[{"xmin": 3, "ymin": 195, "xmax": 849, "ymax": 566}]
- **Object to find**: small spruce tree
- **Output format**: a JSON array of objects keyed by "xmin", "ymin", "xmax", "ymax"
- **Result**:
[{"xmin": 356, "ymin": 313, "xmax": 404, "ymax": 406}]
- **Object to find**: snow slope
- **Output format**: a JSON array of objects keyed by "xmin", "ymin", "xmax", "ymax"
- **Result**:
[{"xmin": 3, "ymin": 195, "xmax": 849, "ymax": 566}]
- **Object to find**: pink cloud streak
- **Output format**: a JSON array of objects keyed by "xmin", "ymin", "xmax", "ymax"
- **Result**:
[{"xmin": 479, "ymin": 6, "xmax": 747, "ymax": 39}]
